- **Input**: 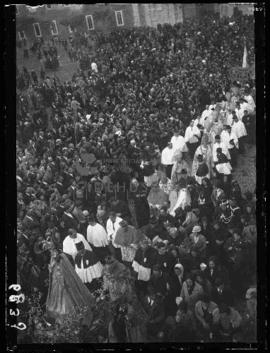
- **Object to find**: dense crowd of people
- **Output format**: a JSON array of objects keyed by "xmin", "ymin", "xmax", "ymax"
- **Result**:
[{"xmin": 16, "ymin": 11, "xmax": 256, "ymax": 343}]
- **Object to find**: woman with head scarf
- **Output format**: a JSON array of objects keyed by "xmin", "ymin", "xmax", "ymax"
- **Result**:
[{"xmin": 166, "ymin": 263, "xmax": 185, "ymax": 316}]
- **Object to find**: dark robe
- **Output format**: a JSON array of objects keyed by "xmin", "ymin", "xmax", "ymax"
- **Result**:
[{"xmin": 128, "ymin": 185, "xmax": 150, "ymax": 228}]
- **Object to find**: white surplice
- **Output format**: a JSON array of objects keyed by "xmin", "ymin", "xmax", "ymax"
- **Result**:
[
  {"xmin": 220, "ymin": 130, "xmax": 239, "ymax": 150},
  {"xmin": 212, "ymin": 142, "xmax": 231, "ymax": 163},
  {"xmin": 63, "ymin": 233, "xmax": 92, "ymax": 260},
  {"xmin": 87, "ymin": 223, "xmax": 109, "ymax": 247},
  {"xmin": 171, "ymin": 135, "xmax": 188, "ymax": 152},
  {"xmin": 161, "ymin": 146, "xmax": 175, "ymax": 165},
  {"xmin": 231, "ymin": 120, "xmax": 248, "ymax": 139}
]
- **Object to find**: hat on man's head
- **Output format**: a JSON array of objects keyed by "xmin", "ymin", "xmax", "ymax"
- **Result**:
[
  {"xmin": 215, "ymin": 135, "xmax": 221, "ymax": 140},
  {"xmin": 82, "ymin": 210, "xmax": 89, "ymax": 216},
  {"xmin": 192, "ymin": 225, "xmax": 201, "ymax": 233}
]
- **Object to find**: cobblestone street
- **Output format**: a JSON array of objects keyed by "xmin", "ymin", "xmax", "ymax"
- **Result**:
[{"xmin": 233, "ymin": 144, "xmax": 256, "ymax": 194}]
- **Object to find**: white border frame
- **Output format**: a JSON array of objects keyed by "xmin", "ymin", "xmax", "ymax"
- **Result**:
[
  {"xmin": 51, "ymin": 20, "xmax": 59, "ymax": 35},
  {"xmin": 33, "ymin": 22, "xmax": 42, "ymax": 37},
  {"xmin": 85, "ymin": 15, "xmax": 95, "ymax": 31},
  {"xmin": 115, "ymin": 10, "xmax": 124, "ymax": 26}
]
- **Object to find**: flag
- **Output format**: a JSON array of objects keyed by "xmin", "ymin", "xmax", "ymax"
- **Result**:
[{"xmin": 242, "ymin": 42, "xmax": 248, "ymax": 68}]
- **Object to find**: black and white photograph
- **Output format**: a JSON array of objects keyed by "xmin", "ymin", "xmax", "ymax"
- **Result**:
[{"xmin": 4, "ymin": 2, "xmax": 267, "ymax": 350}]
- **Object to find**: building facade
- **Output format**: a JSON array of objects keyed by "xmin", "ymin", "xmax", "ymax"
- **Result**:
[{"xmin": 16, "ymin": 3, "xmax": 254, "ymax": 43}]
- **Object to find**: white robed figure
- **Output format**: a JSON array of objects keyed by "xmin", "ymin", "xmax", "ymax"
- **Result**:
[
  {"xmin": 220, "ymin": 126, "xmax": 239, "ymax": 150},
  {"xmin": 169, "ymin": 185, "xmax": 191, "ymax": 216},
  {"xmin": 114, "ymin": 220, "xmax": 142, "ymax": 263},
  {"xmin": 63, "ymin": 228, "xmax": 92, "ymax": 260},
  {"xmin": 215, "ymin": 148, "xmax": 232, "ymax": 176},
  {"xmin": 191, "ymin": 134, "xmax": 213, "ymax": 177},
  {"xmin": 74, "ymin": 241, "xmax": 103, "ymax": 284},
  {"xmin": 231, "ymin": 116, "xmax": 248, "ymax": 140},
  {"xmin": 170, "ymin": 130, "xmax": 188, "ymax": 153},
  {"xmin": 212, "ymin": 135, "xmax": 231, "ymax": 164}
]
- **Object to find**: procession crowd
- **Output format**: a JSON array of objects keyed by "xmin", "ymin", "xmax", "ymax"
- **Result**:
[{"xmin": 16, "ymin": 11, "xmax": 256, "ymax": 343}]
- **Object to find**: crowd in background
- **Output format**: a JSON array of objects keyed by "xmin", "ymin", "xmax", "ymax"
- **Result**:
[{"xmin": 16, "ymin": 11, "xmax": 256, "ymax": 343}]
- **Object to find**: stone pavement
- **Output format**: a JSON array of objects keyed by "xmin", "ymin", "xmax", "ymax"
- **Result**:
[{"xmin": 232, "ymin": 144, "xmax": 256, "ymax": 194}]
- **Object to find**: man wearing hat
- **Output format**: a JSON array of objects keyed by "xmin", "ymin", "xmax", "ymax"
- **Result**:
[
  {"xmin": 161, "ymin": 141, "xmax": 175, "ymax": 179},
  {"xmin": 220, "ymin": 125, "xmax": 239, "ymax": 167},
  {"xmin": 74, "ymin": 241, "xmax": 103, "ymax": 291}
]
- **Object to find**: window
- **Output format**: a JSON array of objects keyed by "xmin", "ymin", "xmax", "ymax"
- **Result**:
[
  {"xmin": 115, "ymin": 10, "xmax": 124, "ymax": 26},
  {"xmin": 33, "ymin": 23, "xmax": 42, "ymax": 37},
  {"xmin": 51, "ymin": 20, "xmax": 58, "ymax": 35},
  {"xmin": 18, "ymin": 31, "xmax": 26, "ymax": 40},
  {"xmin": 85, "ymin": 15, "xmax": 94, "ymax": 30}
]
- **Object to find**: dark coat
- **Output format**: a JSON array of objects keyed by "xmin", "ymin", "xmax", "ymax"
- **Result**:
[
  {"xmin": 133, "ymin": 246, "xmax": 159, "ymax": 269},
  {"xmin": 61, "ymin": 211, "xmax": 78, "ymax": 231},
  {"xmin": 74, "ymin": 249, "xmax": 99, "ymax": 268}
]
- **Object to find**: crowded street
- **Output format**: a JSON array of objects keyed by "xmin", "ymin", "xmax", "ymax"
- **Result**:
[{"xmin": 15, "ymin": 4, "xmax": 257, "ymax": 344}]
